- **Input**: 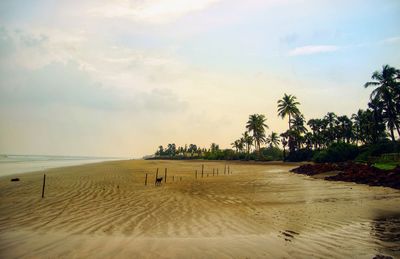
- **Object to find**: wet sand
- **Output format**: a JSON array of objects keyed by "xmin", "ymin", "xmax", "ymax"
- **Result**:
[{"xmin": 0, "ymin": 160, "xmax": 399, "ymax": 258}]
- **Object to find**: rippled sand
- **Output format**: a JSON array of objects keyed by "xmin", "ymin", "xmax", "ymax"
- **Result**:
[{"xmin": 0, "ymin": 160, "xmax": 399, "ymax": 258}]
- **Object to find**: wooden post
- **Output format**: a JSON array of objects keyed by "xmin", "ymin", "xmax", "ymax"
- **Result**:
[
  {"xmin": 180, "ymin": 177, "xmax": 182, "ymax": 181},
  {"xmin": 195, "ymin": 170, "xmax": 197, "ymax": 179},
  {"xmin": 155, "ymin": 168, "xmax": 159, "ymax": 186},
  {"xmin": 202, "ymin": 164, "xmax": 204, "ymax": 176},
  {"xmin": 41, "ymin": 174, "xmax": 46, "ymax": 198},
  {"xmin": 145, "ymin": 173, "xmax": 148, "ymax": 186},
  {"xmin": 224, "ymin": 165, "xmax": 226, "ymax": 174},
  {"xmin": 213, "ymin": 168, "xmax": 215, "ymax": 176},
  {"xmin": 164, "ymin": 168, "xmax": 167, "ymax": 183}
]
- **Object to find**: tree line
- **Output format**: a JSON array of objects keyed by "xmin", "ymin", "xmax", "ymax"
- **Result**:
[{"xmin": 152, "ymin": 65, "xmax": 400, "ymax": 162}]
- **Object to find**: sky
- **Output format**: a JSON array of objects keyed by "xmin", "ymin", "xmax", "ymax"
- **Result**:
[{"xmin": 0, "ymin": 0, "xmax": 399, "ymax": 157}]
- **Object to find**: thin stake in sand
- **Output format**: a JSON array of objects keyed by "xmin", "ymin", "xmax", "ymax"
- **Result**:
[
  {"xmin": 145, "ymin": 173, "xmax": 148, "ymax": 186},
  {"xmin": 41, "ymin": 174, "xmax": 46, "ymax": 198},
  {"xmin": 164, "ymin": 168, "xmax": 167, "ymax": 183}
]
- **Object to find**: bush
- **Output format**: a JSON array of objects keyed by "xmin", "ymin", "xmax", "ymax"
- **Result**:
[
  {"xmin": 260, "ymin": 147, "xmax": 283, "ymax": 161},
  {"xmin": 312, "ymin": 142, "xmax": 359, "ymax": 163},
  {"xmin": 286, "ymin": 148, "xmax": 314, "ymax": 162},
  {"xmin": 355, "ymin": 141, "xmax": 400, "ymax": 162}
]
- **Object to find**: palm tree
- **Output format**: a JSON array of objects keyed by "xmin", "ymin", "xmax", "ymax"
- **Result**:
[
  {"xmin": 280, "ymin": 132, "xmax": 289, "ymax": 161},
  {"xmin": 291, "ymin": 113, "xmax": 308, "ymax": 149},
  {"xmin": 365, "ymin": 65, "xmax": 400, "ymax": 141},
  {"xmin": 307, "ymin": 118, "xmax": 324, "ymax": 149},
  {"xmin": 324, "ymin": 112, "xmax": 337, "ymax": 144},
  {"xmin": 242, "ymin": 131, "xmax": 253, "ymax": 154},
  {"xmin": 210, "ymin": 143, "xmax": 219, "ymax": 153},
  {"xmin": 368, "ymin": 99, "xmax": 387, "ymax": 143},
  {"xmin": 167, "ymin": 143, "xmax": 176, "ymax": 157},
  {"xmin": 188, "ymin": 144, "xmax": 197, "ymax": 157},
  {"xmin": 277, "ymin": 94, "xmax": 300, "ymax": 130},
  {"xmin": 336, "ymin": 115, "xmax": 353, "ymax": 143},
  {"xmin": 266, "ymin": 132, "xmax": 280, "ymax": 148},
  {"xmin": 246, "ymin": 114, "xmax": 268, "ymax": 152},
  {"xmin": 352, "ymin": 110, "xmax": 365, "ymax": 145},
  {"xmin": 231, "ymin": 139, "xmax": 243, "ymax": 153}
]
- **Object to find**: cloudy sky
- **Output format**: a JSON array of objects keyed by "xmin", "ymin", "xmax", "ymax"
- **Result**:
[{"xmin": 0, "ymin": 0, "xmax": 399, "ymax": 157}]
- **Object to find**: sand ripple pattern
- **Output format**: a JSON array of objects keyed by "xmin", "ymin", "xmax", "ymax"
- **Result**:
[{"xmin": 1, "ymin": 160, "xmax": 400, "ymax": 258}]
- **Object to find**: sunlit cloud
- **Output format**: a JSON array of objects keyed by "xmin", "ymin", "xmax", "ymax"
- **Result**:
[
  {"xmin": 89, "ymin": 0, "xmax": 221, "ymax": 23},
  {"xmin": 288, "ymin": 45, "xmax": 339, "ymax": 56}
]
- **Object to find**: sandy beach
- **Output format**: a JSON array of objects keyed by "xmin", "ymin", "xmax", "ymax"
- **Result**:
[{"xmin": 0, "ymin": 160, "xmax": 399, "ymax": 258}]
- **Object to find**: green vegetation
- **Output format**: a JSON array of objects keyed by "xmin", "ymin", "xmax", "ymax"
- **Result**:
[
  {"xmin": 152, "ymin": 65, "xmax": 400, "ymax": 163},
  {"xmin": 312, "ymin": 143, "xmax": 359, "ymax": 163},
  {"xmin": 373, "ymin": 163, "xmax": 398, "ymax": 170}
]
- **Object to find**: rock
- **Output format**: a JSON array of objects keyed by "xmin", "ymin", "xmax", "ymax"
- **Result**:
[{"xmin": 11, "ymin": 178, "xmax": 20, "ymax": 182}]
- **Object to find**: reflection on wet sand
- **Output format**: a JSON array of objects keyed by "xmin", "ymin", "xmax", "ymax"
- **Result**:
[{"xmin": 371, "ymin": 213, "xmax": 400, "ymax": 256}]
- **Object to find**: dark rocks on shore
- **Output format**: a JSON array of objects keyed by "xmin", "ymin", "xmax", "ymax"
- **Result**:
[
  {"xmin": 291, "ymin": 163, "xmax": 400, "ymax": 190},
  {"xmin": 11, "ymin": 178, "xmax": 20, "ymax": 182}
]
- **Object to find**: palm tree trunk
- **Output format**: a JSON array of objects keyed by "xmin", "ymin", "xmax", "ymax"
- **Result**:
[
  {"xmin": 390, "ymin": 127, "xmax": 395, "ymax": 142},
  {"xmin": 395, "ymin": 122, "xmax": 400, "ymax": 140}
]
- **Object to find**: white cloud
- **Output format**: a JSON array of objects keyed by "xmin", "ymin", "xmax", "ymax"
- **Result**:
[
  {"xmin": 288, "ymin": 45, "xmax": 339, "ymax": 56},
  {"xmin": 381, "ymin": 36, "xmax": 400, "ymax": 44},
  {"xmin": 89, "ymin": 0, "xmax": 220, "ymax": 23}
]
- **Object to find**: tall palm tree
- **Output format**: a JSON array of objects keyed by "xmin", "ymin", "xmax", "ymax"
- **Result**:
[
  {"xmin": 246, "ymin": 114, "xmax": 268, "ymax": 152},
  {"xmin": 365, "ymin": 65, "xmax": 400, "ymax": 141},
  {"xmin": 277, "ymin": 94, "xmax": 300, "ymax": 130},
  {"xmin": 266, "ymin": 132, "xmax": 280, "ymax": 148}
]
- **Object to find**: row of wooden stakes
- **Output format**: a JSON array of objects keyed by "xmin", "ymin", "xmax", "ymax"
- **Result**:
[{"xmin": 144, "ymin": 164, "xmax": 232, "ymax": 186}]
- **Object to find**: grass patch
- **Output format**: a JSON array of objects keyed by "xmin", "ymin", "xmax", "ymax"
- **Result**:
[{"xmin": 373, "ymin": 162, "xmax": 399, "ymax": 170}]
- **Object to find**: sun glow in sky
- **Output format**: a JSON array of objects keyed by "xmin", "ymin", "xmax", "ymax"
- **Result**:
[{"xmin": 0, "ymin": 0, "xmax": 399, "ymax": 157}]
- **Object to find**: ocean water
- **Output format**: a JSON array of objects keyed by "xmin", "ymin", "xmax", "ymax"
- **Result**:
[{"xmin": 0, "ymin": 154, "xmax": 121, "ymax": 177}]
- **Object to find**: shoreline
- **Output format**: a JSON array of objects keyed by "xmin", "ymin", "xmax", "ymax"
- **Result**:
[{"xmin": 0, "ymin": 158, "xmax": 126, "ymax": 178}]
